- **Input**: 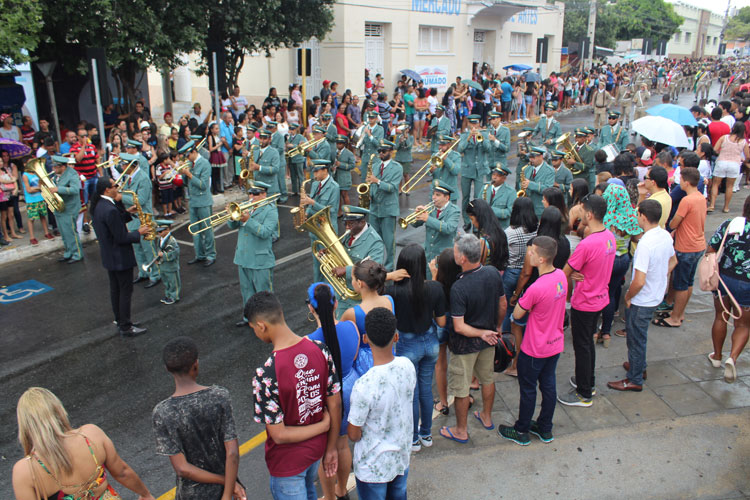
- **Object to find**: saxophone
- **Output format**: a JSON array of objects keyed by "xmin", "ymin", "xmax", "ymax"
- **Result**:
[
  {"xmin": 291, "ymin": 178, "xmax": 312, "ymax": 231},
  {"xmin": 517, "ymin": 168, "xmax": 528, "ymax": 198},
  {"xmin": 240, "ymin": 144, "xmax": 259, "ymax": 187},
  {"xmin": 123, "ymin": 190, "xmax": 157, "ymax": 240},
  {"xmin": 357, "ymin": 155, "xmax": 374, "ymax": 209}
]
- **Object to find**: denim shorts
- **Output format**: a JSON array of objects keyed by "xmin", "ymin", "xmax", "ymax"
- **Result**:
[
  {"xmin": 414, "ymin": 110, "xmax": 427, "ymax": 121},
  {"xmin": 714, "ymin": 274, "xmax": 750, "ymax": 308},
  {"xmin": 405, "ymin": 114, "xmax": 414, "ymax": 127},
  {"xmin": 672, "ymin": 250, "xmax": 705, "ymax": 291}
]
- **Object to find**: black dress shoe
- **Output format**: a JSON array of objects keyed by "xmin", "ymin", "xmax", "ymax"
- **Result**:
[
  {"xmin": 235, "ymin": 320, "xmax": 249, "ymax": 327},
  {"xmin": 119, "ymin": 326, "xmax": 147, "ymax": 337},
  {"xmin": 133, "ymin": 276, "xmax": 149, "ymax": 284},
  {"xmin": 187, "ymin": 258, "xmax": 202, "ymax": 265},
  {"xmin": 58, "ymin": 256, "xmax": 70, "ymax": 262},
  {"xmin": 67, "ymin": 258, "xmax": 82, "ymax": 264},
  {"xmin": 203, "ymin": 259, "xmax": 215, "ymax": 267},
  {"xmin": 145, "ymin": 279, "xmax": 161, "ymax": 288}
]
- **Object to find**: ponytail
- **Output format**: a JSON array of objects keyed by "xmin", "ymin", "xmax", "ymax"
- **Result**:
[{"xmin": 311, "ymin": 284, "xmax": 343, "ymax": 408}]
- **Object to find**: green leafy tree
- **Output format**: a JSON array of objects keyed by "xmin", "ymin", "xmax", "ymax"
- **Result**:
[
  {"xmin": 611, "ymin": 0, "xmax": 683, "ymax": 45},
  {"xmin": 561, "ymin": 0, "xmax": 617, "ymax": 49},
  {"xmin": 726, "ymin": 6, "xmax": 750, "ymax": 41},
  {"xmin": 0, "ymin": 0, "xmax": 42, "ymax": 68}
]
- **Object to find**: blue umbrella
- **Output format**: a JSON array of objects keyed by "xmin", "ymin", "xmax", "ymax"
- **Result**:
[
  {"xmin": 523, "ymin": 72, "xmax": 541, "ymax": 82},
  {"xmin": 646, "ymin": 104, "xmax": 697, "ymax": 127},
  {"xmin": 503, "ymin": 64, "xmax": 532, "ymax": 71},
  {"xmin": 399, "ymin": 69, "xmax": 422, "ymax": 82}
]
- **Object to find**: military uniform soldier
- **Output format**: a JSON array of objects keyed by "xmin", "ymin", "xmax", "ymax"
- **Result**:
[
  {"xmin": 393, "ymin": 123, "xmax": 413, "ymax": 188},
  {"xmin": 308, "ymin": 126, "xmax": 332, "ymax": 167},
  {"xmin": 181, "ymin": 141, "xmax": 217, "ymax": 266},
  {"xmin": 569, "ymin": 128, "xmax": 595, "ymax": 188},
  {"xmin": 321, "ymin": 113, "xmax": 338, "ymax": 163},
  {"xmin": 549, "ymin": 150, "xmax": 573, "ymax": 202},
  {"xmin": 286, "ymin": 123, "xmax": 306, "ymax": 195},
  {"xmin": 191, "ymin": 134, "xmax": 210, "ymax": 162},
  {"xmin": 432, "ymin": 135, "xmax": 460, "ymax": 204},
  {"xmin": 486, "ymin": 110, "xmax": 511, "ymax": 181},
  {"xmin": 458, "ymin": 114, "xmax": 489, "ymax": 229},
  {"xmin": 119, "ymin": 151, "xmax": 160, "ymax": 286},
  {"xmin": 252, "ymin": 128, "xmax": 281, "ymax": 195},
  {"xmin": 154, "ymin": 221, "xmax": 181, "ymax": 305},
  {"xmin": 598, "ymin": 111, "xmax": 629, "ymax": 153},
  {"xmin": 668, "ymin": 69, "xmax": 681, "ymax": 102},
  {"xmin": 616, "ymin": 77, "xmax": 633, "ymax": 127},
  {"xmin": 368, "ymin": 139, "xmax": 403, "ymax": 270},
  {"xmin": 521, "ymin": 147, "xmax": 555, "ymax": 217},
  {"xmin": 479, "ymin": 165, "xmax": 516, "ymax": 229},
  {"xmin": 229, "ymin": 181, "xmax": 278, "ymax": 327},
  {"xmin": 360, "ymin": 112, "xmax": 384, "ymax": 166},
  {"xmin": 334, "ymin": 134, "xmax": 356, "ymax": 217},
  {"xmin": 332, "ymin": 205, "xmax": 385, "ymax": 316},
  {"xmin": 267, "ymin": 121, "xmax": 288, "ymax": 202},
  {"xmin": 50, "ymin": 155, "xmax": 83, "ymax": 263},
  {"xmin": 532, "ymin": 103, "xmax": 562, "ymax": 147},
  {"xmin": 591, "ymin": 81, "xmax": 614, "ymax": 132},
  {"xmin": 694, "ymin": 69, "xmax": 711, "ymax": 101},
  {"xmin": 301, "ymin": 159, "xmax": 340, "ymax": 283},
  {"xmin": 632, "ymin": 83, "xmax": 651, "ymax": 121},
  {"xmin": 412, "ymin": 181, "xmax": 460, "ymax": 278},
  {"xmin": 429, "ymin": 105, "xmax": 452, "ymax": 154}
]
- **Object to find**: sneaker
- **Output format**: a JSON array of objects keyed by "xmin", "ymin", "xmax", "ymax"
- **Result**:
[
  {"xmin": 82, "ymin": 222, "xmax": 91, "ymax": 234},
  {"xmin": 419, "ymin": 435, "xmax": 433, "ymax": 448},
  {"xmin": 30, "ymin": 238, "xmax": 39, "ymax": 245},
  {"xmin": 497, "ymin": 425, "xmax": 530, "ymax": 446},
  {"xmin": 557, "ymin": 388, "xmax": 593, "ymax": 407},
  {"xmin": 411, "ymin": 440, "xmax": 422, "ymax": 452},
  {"xmin": 160, "ymin": 297, "xmax": 176, "ymax": 305},
  {"xmin": 569, "ymin": 375, "xmax": 596, "ymax": 396},
  {"xmin": 655, "ymin": 300, "xmax": 673, "ymax": 312},
  {"xmin": 529, "ymin": 420, "xmax": 554, "ymax": 443}
]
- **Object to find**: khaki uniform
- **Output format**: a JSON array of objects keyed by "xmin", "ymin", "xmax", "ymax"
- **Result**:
[{"xmin": 592, "ymin": 90, "xmax": 614, "ymax": 130}]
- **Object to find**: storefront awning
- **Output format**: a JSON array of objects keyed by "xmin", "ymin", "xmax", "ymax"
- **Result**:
[{"xmin": 466, "ymin": 0, "xmax": 560, "ymax": 27}]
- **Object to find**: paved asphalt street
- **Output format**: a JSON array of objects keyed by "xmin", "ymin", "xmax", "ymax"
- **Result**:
[{"xmin": 1, "ymin": 82, "xmax": 748, "ymax": 500}]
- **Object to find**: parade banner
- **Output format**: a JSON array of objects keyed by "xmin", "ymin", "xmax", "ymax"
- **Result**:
[{"xmin": 416, "ymin": 66, "xmax": 449, "ymax": 92}]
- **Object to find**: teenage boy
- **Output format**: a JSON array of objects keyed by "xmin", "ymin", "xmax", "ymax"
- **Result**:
[
  {"xmin": 499, "ymin": 236, "xmax": 567, "ymax": 445},
  {"xmin": 247, "ymin": 291, "xmax": 341, "ymax": 500},
  {"xmin": 152, "ymin": 337, "xmax": 244, "ymax": 500},
  {"xmin": 348, "ymin": 307, "xmax": 416, "ymax": 500}
]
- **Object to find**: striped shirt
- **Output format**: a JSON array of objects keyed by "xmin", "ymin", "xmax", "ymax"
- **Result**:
[
  {"xmin": 70, "ymin": 142, "xmax": 99, "ymax": 179},
  {"xmin": 504, "ymin": 227, "xmax": 537, "ymax": 269}
]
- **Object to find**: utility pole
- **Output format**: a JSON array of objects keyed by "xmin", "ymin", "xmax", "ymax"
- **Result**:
[{"xmin": 586, "ymin": 0, "xmax": 597, "ymax": 70}]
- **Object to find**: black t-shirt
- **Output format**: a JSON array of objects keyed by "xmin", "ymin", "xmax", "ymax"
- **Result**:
[
  {"xmin": 449, "ymin": 265, "xmax": 504, "ymax": 355},
  {"xmin": 595, "ymin": 161, "xmax": 614, "ymax": 176},
  {"xmin": 386, "ymin": 280, "xmax": 446, "ymax": 334},
  {"xmin": 152, "ymin": 386, "xmax": 238, "ymax": 500}
]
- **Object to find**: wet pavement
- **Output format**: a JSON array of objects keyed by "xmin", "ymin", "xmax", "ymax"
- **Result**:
[{"xmin": 1, "ymin": 82, "xmax": 749, "ymax": 499}]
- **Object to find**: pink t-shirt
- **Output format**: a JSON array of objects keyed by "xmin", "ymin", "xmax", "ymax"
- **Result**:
[
  {"xmin": 568, "ymin": 229, "xmax": 616, "ymax": 312},
  {"xmin": 518, "ymin": 269, "xmax": 568, "ymax": 358}
]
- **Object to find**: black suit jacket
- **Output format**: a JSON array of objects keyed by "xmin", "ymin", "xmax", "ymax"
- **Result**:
[{"xmin": 92, "ymin": 198, "xmax": 141, "ymax": 271}]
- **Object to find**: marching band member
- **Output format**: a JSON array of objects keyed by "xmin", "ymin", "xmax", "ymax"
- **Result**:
[
  {"xmin": 153, "ymin": 221, "xmax": 181, "ymax": 305},
  {"xmin": 266, "ymin": 121, "xmax": 288, "ymax": 202},
  {"xmin": 412, "ymin": 181, "xmax": 459, "ymax": 278},
  {"xmin": 50, "ymin": 155, "xmax": 83, "ymax": 263},
  {"xmin": 633, "ymin": 83, "xmax": 651, "ymax": 122},
  {"xmin": 429, "ymin": 105, "xmax": 451, "ymax": 155},
  {"xmin": 119, "ymin": 152, "xmax": 160, "ymax": 286},
  {"xmin": 486, "ymin": 111, "xmax": 511, "ymax": 181},
  {"xmin": 286, "ymin": 123, "xmax": 306, "ymax": 196},
  {"xmin": 302, "ymin": 159, "xmax": 340, "ymax": 283},
  {"xmin": 308, "ymin": 126, "xmax": 331, "ymax": 165},
  {"xmin": 393, "ymin": 122, "xmax": 414, "ymax": 190},
  {"xmin": 334, "ymin": 134, "xmax": 356, "ymax": 216},
  {"xmin": 432, "ymin": 135, "xmax": 460, "ymax": 204},
  {"xmin": 252, "ymin": 129, "xmax": 281, "ymax": 195},
  {"xmin": 598, "ymin": 111, "xmax": 629, "ymax": 153},
  {"xmin": 458, "ymin": 114, "xmax": 488, "ymax": 230},
  {"xmin": 332, "ymin": 205, "xmax": 385, "ymax": 316},
  {"xmin": 616, "ymin": 77, "xmax": 633, "ymax": 128},
  {"xmin": 532, "ymin": 103, "xmax": 562, "ymax": 147},
  {"xmin": 569, "ymin": 127, "xmax": 595, "ymax": 187},
  {"xmin": 360, "ymin": 111, "xmax": 384, "ymax": 166},
  {"xmin": 180, "ymin": 141, "xmax": 217, "ymax": 267},
  {"xmin": 229, "ymin": 181, "xmax": 278, "ymax": 327},
  {"xmin": 549, "ymin": 150, "xmax": 573, "ymax": 201},
  {"xmin": 321, "ymin": 112, "xmax": 338, "ymax": 163},
  {"xmin": 368, "ymin": 140, "xmax": 403, "ymax": 270},
  {"xmin": 480, "ymin": 165, "xmax": 516, "ymax": 229},
  {"xmin": 521, "ymin": 147, "xmax": 555, "ymax": 217},
  {"xmin": 515, "ymin": 127, "xmax": 534, "ymax": 192},
  {"xmin": 591, "ymin": 81, "xmax": 614, "ymax": 133}
]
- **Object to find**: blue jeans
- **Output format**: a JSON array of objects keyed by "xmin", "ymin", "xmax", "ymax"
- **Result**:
[
  {"xmin": 396, "ymin": 329, "xmax": 439, "ymax": 441},
  {"xmin": 269, "ymin": 460, "xmax": 320, "ymax": 500},
  {"xmin": 356, "ymin": 469, "xmax": 409, "ymax": 500},
  {"xmin": 625, "ymin": 304, "xmax": 656, "ymax": 385},
  {"xmin": 501, "ymin": 267, "xmax": 522, "ymax": 333},
  {"xmin": 672, "ymin": 250, "xmax": 704, "ymax": 291},
  {"xmin": 83, "ymin": 174, "xmax": 98, "ymax": 205},
  {"xmin": 601, "ymin": 253, "xmax": 631, "ymax": 335},
  {"xmin": 515, "ymin": 351, "xmax": 559, "ymax": 434},
  {"xmin": 517, "ymin": 98, "xmax": 527, "ymax": 120}
]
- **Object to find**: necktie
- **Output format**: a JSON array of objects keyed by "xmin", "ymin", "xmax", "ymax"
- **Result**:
[
  {"xmin": 379, "ymin": 163, "xmax": 385, "ymax": 177},
  {"xmin": 348, "ymin": 235, "xmax": 355, "ymax": 246},
  {"xmin": 531, "ymin": 168, "xmax": 537, "ymax": 180},
  {"xmin": 315, "ymin": 182, "xmax": 322, "ymax": 198},
  {"xmin": 436, "ymin": 209, "xmax": 442, "ymax": 219},
  {"xmin": 490, "ymin": 188, "xmax": 496, "ymax": 203}
]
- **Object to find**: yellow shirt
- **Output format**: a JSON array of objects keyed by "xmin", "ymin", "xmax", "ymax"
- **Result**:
[{"xmin": 649, "ymin": 189, "xmax": 672, "ymax": 229}]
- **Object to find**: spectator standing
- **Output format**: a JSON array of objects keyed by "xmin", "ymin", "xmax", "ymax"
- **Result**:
[
  {"xmin": 500, "ymin": 78, "xmax": 513, "ymax": 123},
  {"xmin": 0, "ymin": 113, "xmax": 21, "ymax": 141},
  {"xmin": 21, "ymin": 162, "xmax": 53, "ymax": 245},
  {"xmin": 642, "ymin": 165, "xmax": 672, "ymax": 229},
  {"xmin": 152, "ymin": 337, "xmax": 243, "ymax": 500},
  {"xmin": 710, "ymin": 122, "xmax": 748, "ymax": 213},
  {"xmin": 70, "ymin": 128, "xmax": 100, "ymax": 232},
  {"xmin": 708, "ymin": 107, "xmax": 730, "ymax": 146},
  {"xmin": 414, "ymin": 89, "xmax": 430, "ymax": 150},
  {"xmin": 320, "ymin": 80, "xmax": 332, "ymax": 103},
  {"xmin": 347, "ymin": 95, "xmax": 362, "ymax": 131}
]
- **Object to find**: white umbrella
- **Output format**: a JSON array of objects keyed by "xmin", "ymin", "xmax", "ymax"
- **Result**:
[{"xmin": 631, "ymin": 115, "xmax": 690, "ymax": 148}]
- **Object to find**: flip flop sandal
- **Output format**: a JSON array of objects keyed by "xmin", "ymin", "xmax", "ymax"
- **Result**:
[
  {"xmin": 473, "ymin": 411, "xmax": 494, "ymax": 430},
  {"xmin": 614, "ymin": 329, "xmax": 626, "ymax": 337},
  {"xmin": 651, "ymin": 317, "xmax": 681, "ymax": 328},
  {"xmin": 439, "ymin": 426, "xmax": 469, "ymax": 444}
]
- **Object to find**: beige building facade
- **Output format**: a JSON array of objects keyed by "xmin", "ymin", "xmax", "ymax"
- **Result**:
[{"xmin": 666, "ymin": 1, "xmax": 723, "ymax": 59}]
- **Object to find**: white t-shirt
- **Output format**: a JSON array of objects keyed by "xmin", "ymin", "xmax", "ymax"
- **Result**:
[
  {"xmin": 427, "ymin": 95, "xmax": 438, "ymax": 115},
  {"xmin": 348, "ymin": 356, "xmax": 415, "ymax": 483},
  {"xmin": 631, "ymin": 226, "xmax": 675, "ymax": 307},
  {"xmin": 721, "ymin": 114, "xmax": 736, "ymax": 129}
]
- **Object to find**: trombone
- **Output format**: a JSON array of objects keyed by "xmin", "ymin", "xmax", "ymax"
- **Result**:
[
  {"xmin": 398, "ymin": 202, "xmax": 435, "ymax": 229},
  {"xmin": 113, "ymin": 159, "xmax": 139, "ymax": 191},
  {"xmin": 400, "ymin": 136, "xmax": 459, "ymax": 194},
  {"xmin": 188, "ymin": 193, "xmax": 280, "ymax": 234},
  {"xmin": 286, "ymin": 137, "xmax": 325, "ymax": 158}
]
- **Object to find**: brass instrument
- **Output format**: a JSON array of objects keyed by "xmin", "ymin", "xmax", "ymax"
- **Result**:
[
  {"xmin": 299, "ymin": 206, "xmax": 360, "ymax": 300},
  {"xmin": 162, "ymin": 161, "xmax": 191, "ymax": 183},
  {"xmin": 555, "ymin": 132, "xmax": 584, "ymax": 174},
  {"xmin": 398, "ymin": 202, "xmax": 435, "ymax": 229},
  {"xmin": 188, "ymin": 193, "xmax": 280, "ymax": 234},
  {"xmin": 517, "ymin": 168, "xmax": 528, "ymax": 198},
  {"xmin": 291, "ymin": 178, "xmax": 312, "ymax": 230},
  {"xmin": 142, "ymin": 253, "xmax": 161, "ymax": 272},
  {"xmin": 286, "ymin": 137, "xmax": 325, "ymax": 158},
  {"xmin": 24, "ymin": 158, "xmax": 65, "ymax": 213},
  {"xmin": 517, "ymin": 130, "xmax": 532, "ymax": 156},
  {"xmin": 400, "ymin": 136, "xmax": 459, "ymax": 194},
  {"xmin": 353, "ymin": 124, "xmax": 367, "ymax": 149},
  {"xmin": 357, "ymin": 155, "xmax": 374, "ymax": 209},
  {"xmin": 391, "ymin": 123, "xmax": 409, "ymax": 140},
  {"xmin": 122, "ymin": 190, "xmax": 157, "ymax": 240},
  {"xmin": 113, "ymin": 159, "xmax": 139, "ymax": 191},
  {"xmin": 96, "ymin": 157, "xmax": 118, "ymax": 169},
  {"xmin": 240, "ymin": 144, "xmax": 259, "ymax": 184},
  {"xmin": 470, "ymin": 128, "xmax": 486, "ymax": 144}
]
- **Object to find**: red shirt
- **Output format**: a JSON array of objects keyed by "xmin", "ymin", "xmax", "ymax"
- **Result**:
[
  {"xmin": 708, "ymin": 121, "xmax": 730, "ymax": 146},
  {"xmin": 335, "ymin": 112, "xmax": 349, "ymax": 135},
  {"xmin": 70, "ymin": 142, "xmax": 99, "ymax": 179}
]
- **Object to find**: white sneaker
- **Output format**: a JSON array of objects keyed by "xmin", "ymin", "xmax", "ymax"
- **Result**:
[
  {"xmin": 420, "ymin": 435, "xmax": 433, "ymax": 448},
  {"xmin": 708, "ymin": 352, "xmax": 722, "ymax": 368},
  {"xmin": 411, "ymin": 440, "xmax": 421, "ymax": 452},
  {"xmin": 724, "ymin": 357, "xmax": 737, "ymax": 383}
]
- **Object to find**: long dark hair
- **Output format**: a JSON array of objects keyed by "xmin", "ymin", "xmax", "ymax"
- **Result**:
[
  {"xmin": 395, "ymin": 244, "xmax": 427, "ymax": 313},
  {"xmin": 89, "ymin": 175, "xmax": 112, "ymax": 218},
  {"xmin": 353, "ymin": 259, "xmax": 387, "ymax": 294},
  {"xmin": 537, "ymin": 206, "xmax": 562, "ymax": 241},
  {"xmin": 509, "ymin": 197, "xmax": 538, "ymax": 233},
  {"xmin": 542, "ymin": 187, "xmax": 569, "ymax": 223},
  {"xmin": 569, "ymin": 179, "xmax": 590, "ymax": 207},
  {"xmin": 467, "ymin": 198, "xmax": 509, "ymax": 270},
  {"xmin": 312, "ymin": 283, "xmax": 343, "ymax": 391},
  {"xmin": 435, "ymin": 247, "xmax": 461, "ymax": 303}
]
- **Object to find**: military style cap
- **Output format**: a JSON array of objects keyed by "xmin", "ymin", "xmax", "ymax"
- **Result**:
[
  {"xmin": 377, "ymin": 139, "xmax": 396, "ymax": 151},
  {"xmin": 492, "ymin": 164, "xmax": 511, "ymax": 176},
  {"xmin": 467, "ymin": 114, "xmax": 481, "ymax": 123},
  {"xmin": 52, "ymin": 155, "xmax": 75, "ymax": 165},
  {"xmin": 549, "ymin": 150, "xmax": 565, "ymax": 160},
  {"xmin": 126, "ymin": 139, "xmax": 142, "ymax": 149},
  {"xmin": 366, "ymin": 101, "xmax": 377, "ymax": 108},
  {"xmin": 266, "ymin": 120, "xmax": 278, "ymax": 127},
  {"xmin": 608, "ymin": 111, "xmax": 621, "ymax": 119},
  {"xmin": 313, "ymin": 125, "xmax": 326, "ymax": 134},
  {"xmin": 488, "ymin": 111, "xmax": 502, "ymax": 119},
  {"xmin": 177, "ymin": 140, "xmax": 195, "ymax": 154},
  {"xmin": 311, "ymin": 159, "xmax": 331, "ymax": 171},
  {"xmin": 528, "ymin": 146, "xmax": 546, "ymax": 157},
  {"xmin": 118, "ymin": 153, "xmax": 140, "ymax": 162},
  {"xmin": 545, "ymin": 102, "xmax": 557, "ymax": 110},
  {"xmin": 438, "ymin": 135, "xmax": 454, "ymax": 144},
  {"xmin": 584, "ymin": 127, "xmax": 595, "ymax": 135},
  {"xmin": 289, "ymin": 123, "xmax": 299, "ymax": 130},
  {"xmin": 341, "ymin": 205, "xmax": 370, "ymax": 221},
  {"xmin": 247, "ymin": 180, "xmax": 271, "ymax": 194},
  {"xmin": 246, "ymin": 124, "xmax": 258, "ymax": 132},
  {"xmin": 574, "ymin": 127, "xmax": 587, "ymax": 137},
  {"xmin": 335, "ymin": 134, "xmax": 349, "ymax": 143},
  {"xmin": 367, "ymin": 111, "xmax": 379, "ymax": 118},
  {"xmin": 190, "ymin": 135, "xmax": 203, "ymax": 141},
  {"xmin": 258, "ymin": 128, "xmax": 272, "ymax": 138},
  {"xmin": 433, "ymin": 180, "xmax": 453, "ymax": 195},
  {"xmin": 521, "ymin": 127, "xmax": 534, "ymax": 132},
  {"xmin": 154, "ymin": 219, "xmax": 174, "ymax": 233},
  {"xmin": 436, "ymin": 104, "xmax": 445, "ymax": 111},
  {"xmin": 321, "ymin": 113, "xmax": 333, "ymax": 120}
]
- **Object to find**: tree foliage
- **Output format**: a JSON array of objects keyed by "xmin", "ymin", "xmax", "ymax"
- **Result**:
[
  {"xmin": 561, "ymin": 0, "xmax": 617, "ymax": 49},
  {"xmin": 0, "ymin": 0, "xmax": 43, "ymax": 69},
  {"xmin": 726, "ymin": 6, "xmax": 750, "ymax": 41}
]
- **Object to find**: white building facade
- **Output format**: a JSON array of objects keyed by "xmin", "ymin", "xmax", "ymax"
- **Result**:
[
  {"xmin": 666, "ymin": 1, "xmax": 723, "ymax": 59},
  {"xmin": 148, "ymin": 0, "xmax": 564, "ymax": 112}
]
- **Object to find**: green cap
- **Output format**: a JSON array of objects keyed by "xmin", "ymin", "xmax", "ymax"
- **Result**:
[
  {"xmin": 266, "ymin": 120, "xmax": 278, "ymax": 127},
  {"xmin": 492, "ymin": 164, "xmax": 511, "ymax": 176},
  {"xmin": 126, "ymin": 139, "xmax": 141, "ymax": 149},
  {"xmin": 311, "ymin": 159, "xmax": 331, "ymax": 171},
  {"xmin": 545, "ymin": 102, "xmax": 557, "ymax": 110},
  {"xmin": 246, "ymin": 124, "xmax": 258, "ymax": 132},
  {"xmin": 190, "ymin": 134, "xmax": 203, "ymax": 140},
  {"xmin": 247, "ymin": 180, "xmax": 271, "ymax": 193},
  {"xmin": 528, "ymin": 146, "xmax": 546, "ymax": 156},
  {"xmin": 608, "ymin": 111, "xmax": 621, "ymax": 119},
  {"xmin": 177, "ymin": 140, "xmax": 195, "ymax": 154},
  {"xmin": 549, "ymin": 150, "xmax": 565, "ymax": 160},
  {"xmin": 488, "ymin": 111, "xmax": 502, "ymax": 119},
  {"xmin": 574, "ymin": 127, "xmax": 587, "ymax": 137},
  {"xmin": 335, "ymin": 134, "xmax": 349, "ymax": 143},
  {"xmin": 436, "ymin": 104, "xmax": 445, "ymax": 111},
  {"xmin": 289, "ymin": 123, "xmax": 299, "ymax": 130},
  {"xmin": 433, "ymin": 180, "xmax": 454, "ymax": 195},
  {"xmin": 341, "ymin": 205, "xmax": 370, "ymax": 221},
  {"xmin": 313, "ymin": 126, "xmax": 326, "ymax": 134},
  {"xmin": 367, "ymin": 111, "xmax": 379, "ymax": 119},
  {"xmin": 52, "ymin": 155, "xmax": 75, "ymax": 165},
  {"xmin": 321, "ymin": 113, "xmax": 333, "ymax": 120},
  {"xmin": 467, "ymin": 114, "xmax": 481, "ymax": 122},
  {"xmin": 585, "ymin": 127, "xmax": 595, "ymax": 135},
  {"xmin": 118, "ymin": 153, "xmax": 140, "ymax": 162},
  {"xmin": 378, "ymin": 139, "xmax": 396, "ymax": 151},
  {"xmin": 521, "ymin": 127, "xmax": 534, "ymax": 132},
  {"xmin": 438, "ymin": 135, "xmax": 454, "ymax": 144},
  {"xmin": 258, "ymin": 129, "xmax": 272, "ymax": 138}
]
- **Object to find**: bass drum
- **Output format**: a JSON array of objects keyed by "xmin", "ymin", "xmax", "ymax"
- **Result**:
[{"xmin": 602, "ymin": 144, "xmax": 619, "ymax": 163}]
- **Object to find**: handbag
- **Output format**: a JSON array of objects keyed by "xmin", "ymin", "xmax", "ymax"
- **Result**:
[
  {"xmin": 493, "ymin": 333, "xmax": 516, "ymax": 373},
  {"xmin": 698, "ymin": 221, "xmax": 742, "ymax": 322}
]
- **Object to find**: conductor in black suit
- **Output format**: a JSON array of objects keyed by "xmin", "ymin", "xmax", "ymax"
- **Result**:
[{"xmin": 90, "ymin": 176, "xmax": 149, "ymax": 337}]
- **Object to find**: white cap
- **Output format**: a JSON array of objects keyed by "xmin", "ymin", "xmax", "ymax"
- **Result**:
[{"xmin": 140, "ymin": 121, "xmax": 150, "ymax": 130}]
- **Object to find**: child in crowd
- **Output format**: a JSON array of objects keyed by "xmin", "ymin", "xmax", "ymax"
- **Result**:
[
  {"xmin": 155, "ymin": 222, "xmax": 181, "ymax": 305},
  {"xmin": 233, "ymin": 126, "xmax": 245, "ymax": 183},
  {"xmin": 155, "ymin": 153, "xmax": 176, "ymax": 217},
  {"xmin": 348, "ymin": 307, "xmax": 416, "ymax": 500},
  {"xmin": 21, "ymin": 164, "xmax": 53, "ymax": 245}
]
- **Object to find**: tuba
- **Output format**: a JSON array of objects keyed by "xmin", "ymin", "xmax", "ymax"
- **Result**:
[
  {"xmin": 25, "ymin": 158, "xmax": 65, "ymax": 213},
  {"xmin": 300, "ymin": 206, "xmax": 360, "ymax": 300},
  {"xmin": 357, "ymin": 155, "xmax": 374, "ymax": 209},
  {"xmin": 122, "ymin": 190, "xmax": 157, "ymax": 240},
  {"xmin": 555, "ymin": 132, "xmax": 584, "ymax": 174}
]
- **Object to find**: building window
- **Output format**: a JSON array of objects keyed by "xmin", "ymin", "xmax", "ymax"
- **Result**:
[
  {"xmin": 714, "ymin": 36, "xmax": 719, "ymax": 46},
  {"xmin": 685, "ymin": 32, "xmax": 691, "ymax": 44},
  {"xmin": 674, "ymin": 32, "xmax": 680, "ymax": 42},
  {"xmin": 419, "ymin": 26, "xmax": 451, "ymax": 53},
  {"xmin": 510, "ymin": 32, "xmax": 532, "ymax": 54}
]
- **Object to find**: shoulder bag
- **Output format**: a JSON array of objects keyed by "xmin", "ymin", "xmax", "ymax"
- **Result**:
[{"xmin": 698, "ymin": 221, "xmax": 741, "ymax": 322}]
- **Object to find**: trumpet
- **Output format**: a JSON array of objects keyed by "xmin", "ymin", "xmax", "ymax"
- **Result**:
[
  {"xmin": 398, "ymin": 202, "xmax": 435, "ymax": 229},
  {"xmin": 470, "ymin": 128, "xmax": 486, "ymax": 143},
  {"xmin": 162, "ymin": 161, "xmax": 191, "ymax": 183},
  {"xmin": 287, "ymin": 137, "xmax": 325, "ymax": 158},
  {"xmin": 96, "ymin": 157, "xmax": 119, "ymax": 169},
  {"xmin": 188, "ymin": 193, "xmax": 280, "ymax": 234},
  {"xmin": 113, "ymin": 159, "xmax": 138, "ymax": 191}
]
